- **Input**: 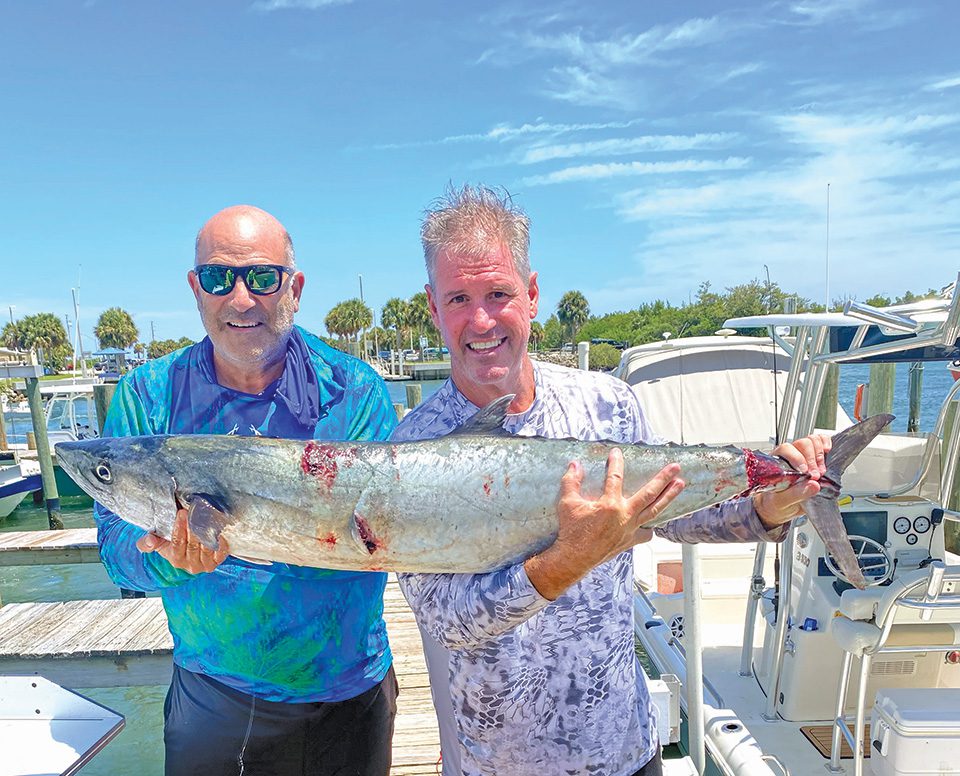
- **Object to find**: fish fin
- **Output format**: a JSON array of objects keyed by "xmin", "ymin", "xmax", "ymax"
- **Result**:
[
  {"xmin": 824, "ymin": 413, "xmax": 894, "ymax": 483},
  {"xmin": 184, "ymin": 493, "xmax": 233, "ymax": 552},
  {"xmin": 804, "ymin": 493, "xmax": 868, "ymax": 590},
  {"xmin": 449, "ymin": 394, "xmax": 515, "ymax": 436},
  {"xmin": 800, "ymin": 413, "xmax": 892, "ymax": 591}
]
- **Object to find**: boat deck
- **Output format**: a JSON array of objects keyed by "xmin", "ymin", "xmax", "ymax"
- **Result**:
[{"xmin": 0, "ymin": 527, "xmax": 442, "ymax": 774}]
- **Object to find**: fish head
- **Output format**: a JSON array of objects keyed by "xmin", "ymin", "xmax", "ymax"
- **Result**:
[{"xmin": 55, "ymin": 436, "xmax": 176, "ymax": 536}]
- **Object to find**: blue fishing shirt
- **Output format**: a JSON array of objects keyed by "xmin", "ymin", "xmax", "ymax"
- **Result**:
[{"xmin": 93, "ymin": 326, "xmax": 397, "ymax": 702}]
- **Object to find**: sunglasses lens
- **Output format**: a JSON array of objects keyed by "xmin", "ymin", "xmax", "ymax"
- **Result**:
[
  {"xmin": 198, "ymin": 266, "xmax": 235, "ymax": 295},
  {"xmin": 246, "ymin": 267, "xmax": 282, "ymax": 294}
]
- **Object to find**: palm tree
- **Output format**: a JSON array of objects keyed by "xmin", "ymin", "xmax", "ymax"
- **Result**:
[
  {"xmin": 529, "ymin": 321, "xmax": 544, "ymax": 352},
  {"xmin": 381, "ymin": 297, "xmax": 410, "ymax": 353},
  {"xmin": 408, "ymin": 292, "xmax": 436, "ymax": 352},
  {"xmin": 324, "ymin": 304, "xmax": 348, "ymax": 341},
  {"xmin": 1, "ymin": 321, "xmax": 24, "ymax": 351},
  {"xmin": 16, "ymin": 313, "xmax": 68, "ymax": 369},
  {"xmin": 94, "ymin": 307, "xmax": 139, "ymax": 350},
  {"xmin": 557, "ymin": 291, "xmax": 590, "ymax": 344},
  {"xmin": 340, "ymin": 298, "xmax": 372, "ymax": 342}
]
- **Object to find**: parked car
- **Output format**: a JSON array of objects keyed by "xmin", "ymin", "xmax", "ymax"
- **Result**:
[{"xmin": 401, "ymin": 349, "xmax": 419, "ymax": 361}]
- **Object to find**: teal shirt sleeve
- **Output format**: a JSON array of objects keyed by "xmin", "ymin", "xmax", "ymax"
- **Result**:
[{"xmin": 93, "ymin": 373, "xmax": 198, "ymax": 591}]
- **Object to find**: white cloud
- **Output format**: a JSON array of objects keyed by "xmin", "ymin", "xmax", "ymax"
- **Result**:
[
  {"xmin": 251, "ymin": 0, "xmax": 352, "ymax": 11},
  {"xmin": 612, "ymin": 107, "xmax": 960, "ymax": 305},
  {"xmin": 521, "ymin": 133, "xmax": 739, "ymax": 164},
  {"xmin": 522, "ymin": 15, "xmax": 726, "ymax": 71},
  {"xmin": 369, "ymin": 119, "xmax": 650, "ymax": 150},
  {"xmin": 524, "ymin": 157, "xmax": 751, "ymax": 186},
  {"xmin": 925, "ymin": 75, "xmax": 960, "ymax": 92},
  {"xmin": 788, "ymin": 0, "xmax": 872, "ymax": 24},
  {"xmin": 542, "ymin": 66, "xmax": 637, "ymax": 110}
]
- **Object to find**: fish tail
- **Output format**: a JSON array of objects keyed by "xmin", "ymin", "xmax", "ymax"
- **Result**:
[{"xmin": 804, "ymin": 413, "xmax": 894, "ymax": 590}]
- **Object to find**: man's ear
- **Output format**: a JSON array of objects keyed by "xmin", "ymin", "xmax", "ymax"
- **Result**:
[
  {"xmin": 426, "ymin": 284, "xmax": 441, "ymax": 330},
  {"xmin": 187, "ymin": 269, "xmax": 202, "ymax": 310},
  {"xmin": 290, "ymin": 271, "xmax": 305, "ymax": 312},
  {"xmin": 528, "ymin": 272, "xmax": 540, "ymax": 319}
]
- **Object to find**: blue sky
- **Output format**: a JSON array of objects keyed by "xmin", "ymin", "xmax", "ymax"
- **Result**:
[{"xmin": 2, "ymin": 0, "xmax": 958, "ymax": 348}]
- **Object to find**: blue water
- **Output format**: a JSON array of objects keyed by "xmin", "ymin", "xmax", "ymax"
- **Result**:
[{"xmin": 836, "ymin": 362, "xmax": 953, "ymax": 433}]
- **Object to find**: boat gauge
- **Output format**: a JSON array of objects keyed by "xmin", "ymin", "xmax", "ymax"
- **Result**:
[
  {"xmin": 893, "ymin": 516, "xmax": 912, "ymax": 534},
  {"xmin": 913, "ymin": 515, "xmax": 931, "ymax": 534},
  {"xmin": 906, "ymin": 533, "xmax": 919, "ymax": 545}
]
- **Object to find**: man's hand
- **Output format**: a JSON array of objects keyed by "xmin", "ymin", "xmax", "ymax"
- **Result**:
[
  {"xmin": 753, "ymin": 432, "xmax": 833, "ymax": 529},
  {"xmin": 136, "ymin": 508, "xmax": 230, "ymax": 574},
  {"xmin": 525, "ymin": 450, "xmax": 685, "ymax": 600}
]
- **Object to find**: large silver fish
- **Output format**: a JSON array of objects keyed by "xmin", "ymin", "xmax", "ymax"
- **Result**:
[{"xmin": 55, "ymin": 397, "xmax": 890, "ymax": 587}]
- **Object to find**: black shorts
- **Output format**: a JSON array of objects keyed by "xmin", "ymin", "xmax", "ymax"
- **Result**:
[
  {"xmin": 163, "ymin": 663, "xmax": 399, "ymax": 776},
  {"xmin": 631, "ymin": 751, "xmax": 664, "ymax": 776}
]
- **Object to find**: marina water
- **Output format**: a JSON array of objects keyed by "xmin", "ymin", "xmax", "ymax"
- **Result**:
[{"xmin": 0, "ymin": 367, "xmax": 953, "ymax": 774}]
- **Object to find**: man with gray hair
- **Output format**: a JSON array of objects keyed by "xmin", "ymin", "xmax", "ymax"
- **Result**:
[{"xmin": 395, "ymin": 185, "xmax": 831, "ymax": 775}]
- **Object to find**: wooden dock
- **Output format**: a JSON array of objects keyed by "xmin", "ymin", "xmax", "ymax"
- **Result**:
[
  {"xmin": 0, "ymin": 527, "xmax": 442, "ymax": 775},
  {"xmin": 0, "ymin": 528, "xmax": 99, "ymax": 566}
]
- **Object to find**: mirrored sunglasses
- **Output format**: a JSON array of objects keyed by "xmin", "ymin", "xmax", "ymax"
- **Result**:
[{"xmin": 194, "ymin": 264, "xmax": 289, "ymax": 296}]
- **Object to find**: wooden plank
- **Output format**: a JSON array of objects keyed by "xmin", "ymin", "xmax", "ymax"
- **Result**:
[{"xmin": 0, "ymin": 528, "xmax": 100, "ymax": 566}]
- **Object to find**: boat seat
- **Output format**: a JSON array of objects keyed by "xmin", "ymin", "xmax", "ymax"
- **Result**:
[
  {"xmin": 832, "ymin": 619, "xmax": 960, "ymax": 656},
  {"xmin": 827, "ymin": 562, "xmax": 960, "ymax": 776},
  {"xmin": 837, "ymin": 586, "xmax": 886, "ymax": 621}
]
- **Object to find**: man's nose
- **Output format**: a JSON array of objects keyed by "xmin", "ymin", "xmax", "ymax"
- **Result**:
[
  {"xmin": 470, "ymin": 305, "xmax": 496, "ymax": 332},
  {"xmin": 227, "ymin": 279, "xmax": 257, "ymax": 313}
]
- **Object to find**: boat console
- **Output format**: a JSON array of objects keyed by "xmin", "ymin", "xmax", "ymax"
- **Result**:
[{"xmin": 753, "ymin": 495, "xmax": 959, "ymax": 722}]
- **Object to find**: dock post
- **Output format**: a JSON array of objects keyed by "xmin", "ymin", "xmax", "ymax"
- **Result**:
[
  {"xmin": 393, "ymin": 402, "xmax": 405, "ymax": 422},
  {"xmin": 24, "ymin": 377, "xmax": 63, "ymax": 530},
  {"xmin": 907, "ymin": 363, "xmax": 924, "ymax": 433},
  {"xmin": 577, "ymin": 341, "xmax": 589, "ymax": 371},
  {"xmin": 814, "ymin": 363, "xmax": 839, "ymax": 430},
  {"xmin": 92, "ymin": 383, "xmax": 116, "ymax": 435},
  {"xmin": 405, "ymin": 383, "xmax": 422, "ymax": 411},
  {"xmin": 866, "ymin": 363, "xmax": 895, "ymax": 432},
  {"xmin": 0, "ymin": 407, "xmax": 7, "ymax": 451}
]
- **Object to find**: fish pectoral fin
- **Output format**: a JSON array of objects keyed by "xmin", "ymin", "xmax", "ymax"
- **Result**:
[
  {"xmin": 183, "ymin": 493, "xmax": 233, "ymax": 552},
  {"xmin": 447, "ymin": 394, "xmax": 514, "ymax": 437},
  {"xmin": 349, "ymin": 488, "xmax": 387, "ymax": 556}
]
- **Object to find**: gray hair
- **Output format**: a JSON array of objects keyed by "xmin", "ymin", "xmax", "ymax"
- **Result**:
[{"xmin": 421, "ymin": 184, "xmax": 530, "ymax": 286}]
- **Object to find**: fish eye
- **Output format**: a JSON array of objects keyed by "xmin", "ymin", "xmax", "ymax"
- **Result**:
[{"xmin": 94, "ymin": 462, "xmax": 112, "ymax": 483}]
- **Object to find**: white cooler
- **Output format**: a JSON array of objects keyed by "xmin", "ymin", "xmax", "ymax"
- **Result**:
[{"xmin": 869, "ymin": 688, "xmax": 960, "ymax": 776}]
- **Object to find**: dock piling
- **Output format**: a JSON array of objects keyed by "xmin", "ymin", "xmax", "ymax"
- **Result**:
[
  {"xmin": 405, "ymin": 383, "xmax": 422, "ymax": 411},
  {"xmin": 24, "ymin": 377, "xmax": 63, "ymax": 530}
]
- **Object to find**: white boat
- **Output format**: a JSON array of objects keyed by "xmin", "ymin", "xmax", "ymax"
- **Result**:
[
  {"xmin": 627, "ymin": 284, "xmax": 960, "ymax": 776},
  {"xmin": 0, "ymin": 457, "xmax": 42, "ymax": 518},
  {"xmin": 39, "ymin": 382, "xmax": 100, "ymax": 445}
]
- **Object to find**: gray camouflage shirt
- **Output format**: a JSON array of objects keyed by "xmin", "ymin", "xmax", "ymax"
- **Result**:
[{"xmin": 395, "ymin": 360, "xmax": 786, "ymax": 776}]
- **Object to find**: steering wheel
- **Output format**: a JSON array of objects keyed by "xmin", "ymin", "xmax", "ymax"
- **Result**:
[{"xmin": 822, "ymin": 534, "xmax": 893, "ymax": 587}]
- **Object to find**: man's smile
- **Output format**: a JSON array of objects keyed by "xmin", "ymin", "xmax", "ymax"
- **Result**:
[
  {"xmin": 467, "ymin": 338, "xmax": 505, "ymax": 352},
  {"xmin": 226, "ymin": 321, "xmax": 263, "ymax": 329}
]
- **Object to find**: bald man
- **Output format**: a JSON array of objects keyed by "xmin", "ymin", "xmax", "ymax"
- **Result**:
[{"xmin": 94, "ymin": 206, "xmax": 399, "ymax": 775}]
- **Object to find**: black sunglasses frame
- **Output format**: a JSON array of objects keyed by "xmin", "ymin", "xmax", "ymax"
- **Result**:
[{"xmin": 193, "ymin": 264, "xmax": 291, "ymax": 296}]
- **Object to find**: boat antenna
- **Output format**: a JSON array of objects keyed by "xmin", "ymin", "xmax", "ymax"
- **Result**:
[
  {"xmin": 764, "ymin": 265, "xmax": 781, "ymax": 447},
  {"xmin": 824, "ymin": 183, "xmax": 831, "ymax": 311}
]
